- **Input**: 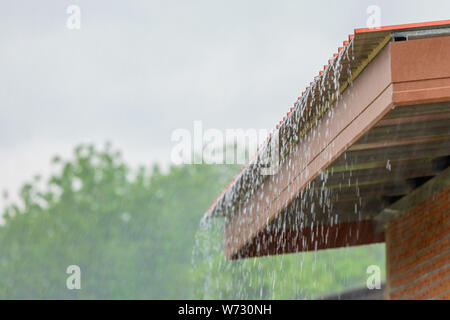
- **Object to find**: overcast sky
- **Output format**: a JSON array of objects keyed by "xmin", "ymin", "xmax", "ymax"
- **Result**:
[{"xmin": 1, "ymin": 0, "xmax": 450, "ymax": 209}]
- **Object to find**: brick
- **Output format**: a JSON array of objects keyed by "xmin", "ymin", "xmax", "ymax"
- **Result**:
[{"xmin": 387, "ymin": 187, "xmax": 450, "ymax": 300}]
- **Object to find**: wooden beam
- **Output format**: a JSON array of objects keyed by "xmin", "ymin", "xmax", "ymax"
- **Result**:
[
  {"xmin": 230, "ymin": 219, "xmax": 384, "ymax": 260},
  {"xmin": 374, "ymin": 167, "xmax": 450, "ymax": 231}
]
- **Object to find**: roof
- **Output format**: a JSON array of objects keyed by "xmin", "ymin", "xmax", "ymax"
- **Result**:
[
  {"xmin": 204, "ymin": 19, "xmax": 450, "ymax": 260},
  {"xmin": 205, "ymin": 19, "xmax": 450, "ymax": 219}
]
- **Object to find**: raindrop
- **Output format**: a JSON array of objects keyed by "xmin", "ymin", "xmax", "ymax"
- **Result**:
[{"xmin": 386, "ymin": 160, "xmax": 391, "ymax": 171}]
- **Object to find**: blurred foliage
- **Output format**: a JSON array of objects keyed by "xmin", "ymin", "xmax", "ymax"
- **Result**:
[{"xmin": 0, "ymin": 144, "xmax": 385, "ymax": 299}]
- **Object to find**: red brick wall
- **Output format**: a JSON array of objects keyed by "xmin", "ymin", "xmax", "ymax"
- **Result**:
[{"xmin": 386, "ymin": 187, "xmax": 450, "ymax": 300}]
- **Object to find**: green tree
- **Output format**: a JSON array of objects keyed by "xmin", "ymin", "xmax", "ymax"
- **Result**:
[{"xmin": 0, "ymin": 144, "xmax": 384, "ymax": 299}]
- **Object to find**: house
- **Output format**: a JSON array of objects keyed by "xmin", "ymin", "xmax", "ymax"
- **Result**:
[{"xmin": 205, "ymin": 20, "xmax": 450, "ymax": 300}]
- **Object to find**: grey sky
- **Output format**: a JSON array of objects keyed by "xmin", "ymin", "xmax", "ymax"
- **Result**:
[{"xmin": 1, "ymin": 0, "xmax": 450, "ymax": 209}]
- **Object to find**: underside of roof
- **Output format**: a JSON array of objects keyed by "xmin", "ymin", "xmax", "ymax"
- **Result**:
[{"xmin": 204, "ymin": 20, "xmax": 450, "ymax": 260}]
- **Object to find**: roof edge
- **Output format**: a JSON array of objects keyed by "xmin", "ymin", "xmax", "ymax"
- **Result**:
[{"xmin": 355, "ymin": 19, "xmax": 450, "ymax": 34}]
